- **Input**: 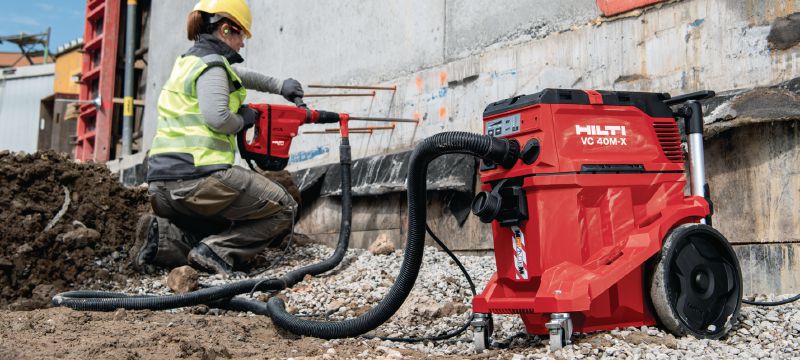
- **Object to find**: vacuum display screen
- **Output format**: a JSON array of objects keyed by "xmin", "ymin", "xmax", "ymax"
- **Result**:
[{"xmin": 486, "ymin": 114, "xmax": 520, "ymax": 137}]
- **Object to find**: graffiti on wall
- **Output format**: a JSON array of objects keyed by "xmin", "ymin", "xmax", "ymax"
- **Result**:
[{"xmin": 289, "ymin": 146, "xmax": 330, "ymax": 164}]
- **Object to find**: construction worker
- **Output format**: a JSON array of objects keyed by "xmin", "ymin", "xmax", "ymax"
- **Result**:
[{"xmin": 133, "ymin": 0, "xmax": 301, "ymax": 275}]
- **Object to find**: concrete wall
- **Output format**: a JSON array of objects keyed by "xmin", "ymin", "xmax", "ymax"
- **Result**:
[
  {"xmin": 143, "ymin": 0, "xmax": 601, "ymax": 149},
  {"xmin": 707, "ymin": 120, "xmax": 800, "ymax": 294},
  {"xmin": 142, "ymin": 0, "xmax": 800, "ymax": 294},
  {"xmin": 272, "ymin": 0, "xmax": 800, "ymax": 170}
]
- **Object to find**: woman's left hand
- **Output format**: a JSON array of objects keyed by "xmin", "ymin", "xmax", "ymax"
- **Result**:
[{"xmin": 280, "ymin": 78, "xmax": 304, "ymax": 102}]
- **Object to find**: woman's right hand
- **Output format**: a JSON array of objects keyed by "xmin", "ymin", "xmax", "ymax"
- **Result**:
[{"xmin": 238, "ymin": 105, "xmax": 260, "ymax": 130}]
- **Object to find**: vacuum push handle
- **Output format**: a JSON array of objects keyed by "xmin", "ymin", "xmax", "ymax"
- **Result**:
[{"xmin": 663, "ymin": 90, "xmax": 715, "ymax": 106}]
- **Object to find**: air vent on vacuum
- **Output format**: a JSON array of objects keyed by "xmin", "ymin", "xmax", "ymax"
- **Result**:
[{"xmin": 653, "ymin": 121, "xmax": 683, "ymax": 162}]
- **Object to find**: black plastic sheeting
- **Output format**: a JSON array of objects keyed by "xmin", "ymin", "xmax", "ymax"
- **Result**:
[
  {"xmin": 291, "ymin": 152, "xmax": 477, "ymax": 196},
  {"xmin": 291, "ymin": 151, "xmax": 477, "ymax": 225}
]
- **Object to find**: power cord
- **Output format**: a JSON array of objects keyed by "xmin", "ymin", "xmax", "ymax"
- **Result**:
[
  {"xmin": 362, "ymin": 223, "xmax": 477, "ymax": 343},
  {"xmin": 248, "ymin": 200, "xmax": 298, "ymax": 277},
  {"xmin": 743, "ymin": 294, "xmax": 800, "ymax": 306}
]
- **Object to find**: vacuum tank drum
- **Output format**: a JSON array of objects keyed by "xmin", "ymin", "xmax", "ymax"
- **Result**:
[{"xmin": 470, "ymin": 89, "xmax": 742, "ymax": 351}]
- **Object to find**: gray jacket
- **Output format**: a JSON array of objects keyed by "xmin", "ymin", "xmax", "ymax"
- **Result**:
[{"xmin": 197, "ymin": 65, "xmax": 284, "ymax": 134}]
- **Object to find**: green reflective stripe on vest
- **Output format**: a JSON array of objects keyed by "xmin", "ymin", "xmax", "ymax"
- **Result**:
[
  {"xmin": 155, "ymin": 123, "xmax": 232, "ymax": 144},
  {"xmin": 184, "ymin": 61, "xmax": 205, "ymax": 95},
  {"xmin": 151, "ymin": 53, "xmax": 246, "ymax": 168},
  {"xmin": 156, "ymin": 114, "xmax": 207, "ymax": 129},
  {"xmin": 151, "ymin": 135, "xmax": 234, "ymax": 153}
]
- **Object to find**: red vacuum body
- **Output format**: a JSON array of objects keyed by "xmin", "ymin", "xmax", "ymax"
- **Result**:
[
  {"xmin": 471, "ymin": 89, "xmax": 722, "ymax": 346},
  {"xmin": 237, "ymin": 103, "xmax": 345, "ymax": 171}
]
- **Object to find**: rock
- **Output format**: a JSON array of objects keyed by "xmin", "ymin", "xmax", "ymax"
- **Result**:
[
  {"xmin": 190, "ymin": 305, "xmax": 209, "ymax": 315},
  {"xmin": 112, "ymin": 309, "xmax": 127, "ymax": 321},
  {"xmin": 326, "ymin": 300, "xmax": 347, "ymax": 313},
  {"xmin": 416, "ymin": 303, "xmax": 440, "ymax": 317},
  {"xmin": 436, "ymin": 301, "xmax": 470, "ymax": 317},
  {"xmin": 768, "ymin": 13, "xmax": 800, "ymax": 50},
  {"xmin": 60, "ymin": 227, "xmax": 101, "ymax": 243},
  {"xmin": 376, "ymin": 346, "xmax": 402, "ymax": 359},
  {"xmin": 31, "ymin": 284, "xmax": 56, "ymax": 300},
  {"xmin": 167, "ymin": 266, "xmax": 200, "ymax": 293},
  {"xmin": 15, "ymin": 243, "xmax": 33, "ymax": 255},
  {"xmin": 8, "ymin": 299, "xmax": 41, "ymax": 311},
  {"xmin": 368, "ymin": 234, "xmax": 395, "ymax": 255}
]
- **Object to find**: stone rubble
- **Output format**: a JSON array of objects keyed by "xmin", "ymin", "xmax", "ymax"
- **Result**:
[
  {"xmin": 166, "ymin": 265, "xmax": 200, "ymax": 293},
  {"xmin": 119, "ymin": 243, "xmax": 800, "ymax": 358}
]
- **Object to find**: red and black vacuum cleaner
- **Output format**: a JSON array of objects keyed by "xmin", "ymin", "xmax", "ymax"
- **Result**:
[{"xmin": 469, "ymin": 89, "xmax": 742, "ymax": 350}]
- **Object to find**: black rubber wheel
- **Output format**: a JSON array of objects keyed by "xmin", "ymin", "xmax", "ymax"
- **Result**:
[{"xmin": 650, "ymin": 223, "xmax": 742, "ymax": 339}]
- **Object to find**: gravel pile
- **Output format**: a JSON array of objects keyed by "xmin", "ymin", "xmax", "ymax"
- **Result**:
[{"xmin": 117, "ymin": 243, "xmax": 800, "ymax": 358}]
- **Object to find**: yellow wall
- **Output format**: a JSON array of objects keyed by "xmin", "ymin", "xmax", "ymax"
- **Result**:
[{"xmin": 54, "ymin": 49, "xmax": 81, "ymax": 95}]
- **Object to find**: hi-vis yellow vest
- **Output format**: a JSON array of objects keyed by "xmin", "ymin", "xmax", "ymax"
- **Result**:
[{"xmin": 150, "ymin": 54, "xmax": 246, "ymax": 167}]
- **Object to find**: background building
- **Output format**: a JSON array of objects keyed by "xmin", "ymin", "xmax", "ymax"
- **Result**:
[
  {"xmin": 37, "ymin": 39, "xmax": 83, "ymax": 155},
  {"xmin": 0, "ymin": 63, "xmax": 55, "ymax": 153}
]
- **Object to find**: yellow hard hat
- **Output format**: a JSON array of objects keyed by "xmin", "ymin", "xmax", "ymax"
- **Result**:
[{"xmin": 193, "ymin": 0, "xmax": 253, "ymax": 38}]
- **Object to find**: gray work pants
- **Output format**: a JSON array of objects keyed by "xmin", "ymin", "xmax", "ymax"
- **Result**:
[{"xmin": 147, "ymin": 166, "xmax": 297, "ymax": 269}]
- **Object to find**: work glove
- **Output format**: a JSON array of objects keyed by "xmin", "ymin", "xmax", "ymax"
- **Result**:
[
  {"xmin": 238, "ymin": 105, "xmax": 260, "ymax": 130},
  {"xmin": 280, "ymin": 78, "xmax": 304, "ymax": 103}
]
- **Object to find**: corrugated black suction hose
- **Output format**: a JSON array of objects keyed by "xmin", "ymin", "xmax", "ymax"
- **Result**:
[
  {"xmin": 267, "ymin": 131, "xmax": 518, "ymax": 339},
  {"xmin": 51, "ymin": 138, "xmax": 353, "ymax": 312}
]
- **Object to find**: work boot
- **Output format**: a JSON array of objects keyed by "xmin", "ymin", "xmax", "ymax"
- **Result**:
[
  {"xmin": 131, "ymin": 214, "xmax": 159, "ymax": 272},
  {"xmin": 187, "ymin": 243, "xmax": 233, "ymax": 276}
]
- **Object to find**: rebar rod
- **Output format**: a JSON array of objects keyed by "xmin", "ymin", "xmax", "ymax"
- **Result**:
[
  {"xmin": 308, "ymin": 84, "xmax": 397, "ymax": 91},
  {"xmin": 304, "ymin": 92, "xmax": 376, "ymax": 97},
  {"xmin": 349, "ymin": 116, "xmax": 418, "ymax": 123}
]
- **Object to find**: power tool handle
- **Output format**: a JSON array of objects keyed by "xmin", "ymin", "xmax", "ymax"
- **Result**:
[{"xmin": 292, "ymin": 96, "xmax": 308, "ymax": 109}]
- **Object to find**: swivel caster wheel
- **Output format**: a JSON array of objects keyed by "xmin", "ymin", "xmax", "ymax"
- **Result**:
[
  {"xmin": 650, "ymin": 223, "xmax": 742, "ymax": 339},
  {"xmin": 545, "ymin": 313, "xmax": 573, "ymax": 351},
  {"xmin": 471, "ymin": 313, "xmax": 493, "ymax": 353}
]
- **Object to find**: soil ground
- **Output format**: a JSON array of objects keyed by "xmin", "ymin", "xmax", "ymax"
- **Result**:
[
  {"xmin": 0, "ymin": 308, "xmax": 468, "ymax": 359},
  {"xmin": 0, "ymin": 151, "xmax": 150, "ymax": 309}
]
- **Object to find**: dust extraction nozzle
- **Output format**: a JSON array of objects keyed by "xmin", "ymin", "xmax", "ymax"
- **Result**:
[{"xmin": 471, "ymin": 191, "xmax": 502, "ymax": 223}]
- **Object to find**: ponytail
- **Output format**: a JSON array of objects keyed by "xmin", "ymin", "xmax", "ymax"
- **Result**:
[
  {"xmin": 187, "ymin": 11, "xmax": 235, "ymax": 41},
  {"xmin": 186, "ymin": 11, "xmax": 205, "ymax": 41}
]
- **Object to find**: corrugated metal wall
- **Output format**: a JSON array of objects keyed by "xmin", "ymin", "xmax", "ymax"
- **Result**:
[{"xmin": 0, "ymin": 64, "xmax": 55, "ymax": 153}]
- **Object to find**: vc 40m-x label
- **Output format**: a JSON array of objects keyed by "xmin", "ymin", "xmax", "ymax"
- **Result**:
[{"xmin": 575, "ymin": 125, "xmax": 628, "ymax": 146}]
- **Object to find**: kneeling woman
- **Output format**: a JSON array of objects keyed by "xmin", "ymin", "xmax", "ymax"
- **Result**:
[{"xmin": 135, "ymin": 0, "xmax": 303, "ymax": 275}]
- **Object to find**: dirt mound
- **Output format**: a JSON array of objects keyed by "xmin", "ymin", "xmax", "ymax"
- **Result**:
[{"xmin": 0, "ymin": 151, "xmax": 149, "ymax": 309}]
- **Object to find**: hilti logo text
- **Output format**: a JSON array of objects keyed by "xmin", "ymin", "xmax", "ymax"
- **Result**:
[
  {"xmin": 272, "ymin": 140, "xmax": 286, "ymax": 146},
  {"xmin": 575, "ymin": 125, "xmax": 627, "ymax": 136},
  {"xmin": 575, "ymin": 125, "xmax": 628, "ymax": 146}
]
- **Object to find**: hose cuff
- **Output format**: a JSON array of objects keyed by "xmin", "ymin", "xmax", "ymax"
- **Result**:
[{"xmin": 486, "ymin": 138, "xmax": 520, "ymax": 169}]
